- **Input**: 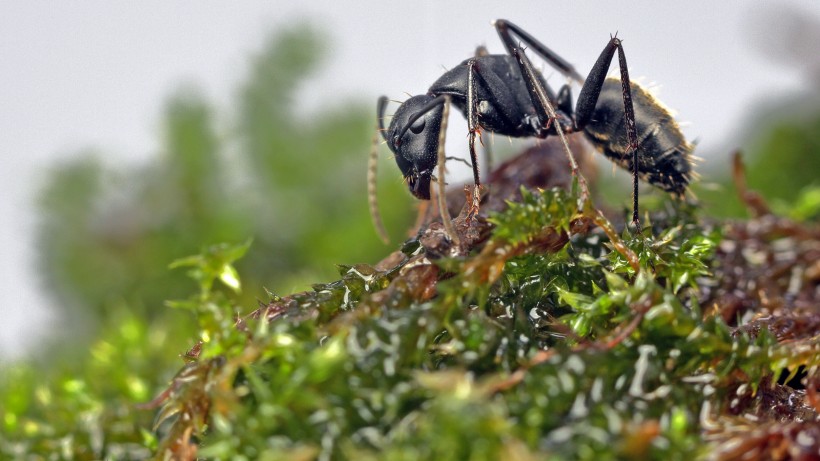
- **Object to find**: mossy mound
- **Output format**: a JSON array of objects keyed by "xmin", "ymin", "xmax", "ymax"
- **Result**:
[{"xmin": 147, "ymin": 140, "xmax": 820, "ymax": 460}]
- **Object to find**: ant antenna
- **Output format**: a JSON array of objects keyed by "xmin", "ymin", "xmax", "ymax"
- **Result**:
[{"xmin": 368, "ymin": 125, "xmax": 390, "ymax": 244}]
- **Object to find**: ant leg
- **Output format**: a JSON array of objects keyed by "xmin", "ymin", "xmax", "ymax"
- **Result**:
[
  {"xmin": 509, "ymin": 46, "xmax": 591, "ymax": 205},
  {"xmin": 493, "ymin": 19, "xmax": 584, "ymax": 84},
  {"xmin": 368, "ymin": 97, "xmax": 391, "ymax": 244},
  {"xmin": 436, "ymin": 95, "xmax": 460, "ymax": 245},
  {"xmin": 512, "ymin": 43, "xmax": 643, "ymax": 269},
  {"xmin": 466, "ymin": 58, "xmax": 484, "ymax": 219},
  {"xmin": 473, "ymin": 46, "xmax": 494, "ymax": 175},
  {"xmin": 574, "ymin": 37, "xmax": 641, "ymax": 232}
]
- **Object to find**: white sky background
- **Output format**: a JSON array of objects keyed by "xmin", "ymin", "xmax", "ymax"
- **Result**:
[{"xmin": 1, "ymin": 1, "xmax": 818, "ymax": 359}]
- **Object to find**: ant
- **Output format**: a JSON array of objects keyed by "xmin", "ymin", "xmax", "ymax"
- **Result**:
[{"xmin": 370, "ymin": 19, "xmax": 694, "ymax": 243}]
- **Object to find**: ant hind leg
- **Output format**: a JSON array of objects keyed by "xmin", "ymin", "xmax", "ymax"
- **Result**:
[{"xmin": 574, "ymin": 37, "xmax": 642, "ymax": 232}]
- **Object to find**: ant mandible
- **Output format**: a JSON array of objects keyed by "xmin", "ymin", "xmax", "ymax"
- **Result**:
[{"xmin": 370, "ymin": 19, "xmax": 694, "ymax": 242}]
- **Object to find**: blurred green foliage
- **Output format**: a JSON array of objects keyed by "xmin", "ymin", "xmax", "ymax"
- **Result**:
[
  {"xmin": 745, "ymin": 110, "xmax": 820, "ymax": 203},
  {"xmin": 1, "ymin": 310, "xmax": 171, "ymax": 458},
  {"xmin": 34, "ymin": 23, "xmax": 412, "ymax": 334},
  {"xmin": 694, "ymin": 102, "xmax": 820, "ymax": 219},
  {"xmin": 2, "ymin": 24, "xmax": 412, "ymax": 458},
  {"xmin": 743, "ymin": 107, "xmax": 820, "ymax": 220}
]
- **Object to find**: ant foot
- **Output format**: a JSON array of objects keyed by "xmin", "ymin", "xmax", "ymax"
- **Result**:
[{"xmin": 465, "ymin": 184, "xmax": 483, "ymax": 222}]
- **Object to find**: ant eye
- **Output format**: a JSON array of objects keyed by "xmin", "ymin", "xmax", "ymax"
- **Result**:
[
  {"xmin": 409, "ymin": 118, "xmax": 426, "ymax": 134},
  {"xmin": 392, "ymin": 135, "xmax": 401, "ymax": 147}
]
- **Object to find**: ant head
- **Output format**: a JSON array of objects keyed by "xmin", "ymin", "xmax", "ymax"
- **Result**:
[{"xmin": 379, "ymin": 95, "xmax": 444, "ymax": 200}]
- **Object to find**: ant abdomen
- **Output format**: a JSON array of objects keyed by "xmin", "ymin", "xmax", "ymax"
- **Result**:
[{"xmin": 583, "ymin": 79, "xmax": 694, "ymax": 197}]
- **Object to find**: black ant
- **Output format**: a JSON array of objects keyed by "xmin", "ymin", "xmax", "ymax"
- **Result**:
[{"xmin": 369, "ymin": 19, "xmax": 694, "ymax": 243}]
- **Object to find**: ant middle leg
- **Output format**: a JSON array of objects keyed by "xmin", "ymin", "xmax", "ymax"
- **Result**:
[
  {"xmin": 508, "ymin": 45, "xmax": 591, "ymax": 206},
  {"xmin": 435, "ymin": 95, "xmax": 459, "ymax": 245},
  {"xmin": 504, "ymin": 45, "xmax": 642, "ymax": 270},
  {"xmin": 492, "ymin": 19, "xmax": 602, "ymax": 220}
]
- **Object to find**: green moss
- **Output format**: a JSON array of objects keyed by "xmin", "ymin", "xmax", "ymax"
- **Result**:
[{"xmin": 140, "ymin": 184, "xmax": 817, "ymax": 460}]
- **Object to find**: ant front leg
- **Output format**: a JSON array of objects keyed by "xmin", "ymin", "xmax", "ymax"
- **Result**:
[
  {"xmin": 465, "ymin": 58, "xmax": 484, "ymax": 220},
  {"xmin": 435, "ymin": 95, "xmax": 460, "ymax": 246},
  {"xmin": 473, "ymin": 45, "xmax": 494, "ymax": 175},
  {"xmin": 575, "ymin": 36, "xmax": 642, "ymax": 233}
]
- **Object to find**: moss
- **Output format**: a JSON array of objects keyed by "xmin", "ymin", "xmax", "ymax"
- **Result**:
[{"xmin": 132, "ymin": 141, "xmax": 819, "ymax": 460}]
